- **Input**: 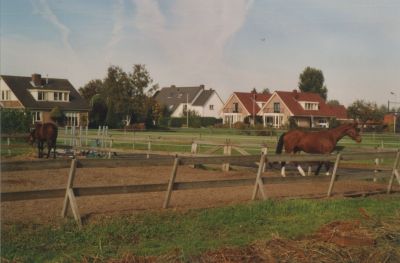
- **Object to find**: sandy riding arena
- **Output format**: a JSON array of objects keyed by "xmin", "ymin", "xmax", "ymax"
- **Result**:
[{"xmin": 2, "ymin": 162, "xmax": 397, "ymax": 224}]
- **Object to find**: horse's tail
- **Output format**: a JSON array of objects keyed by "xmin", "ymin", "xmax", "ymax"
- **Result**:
[{"xmin": 275, "ymin": 132, "xmax": 286, "ymax": 154}]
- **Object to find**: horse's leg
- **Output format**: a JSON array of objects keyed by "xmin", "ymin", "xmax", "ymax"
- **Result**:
[
  {"xmin": 53, "ymin": 141, "xmax": 57, "ymax": 159},
  {"xmin": 38, "ymin": 141, "xmax": 43, "ymax": 158},
  {"xmin": 293, "ymin": 149, "xmax": 306, "ymax": 176},
  {"xmin": 46, "ymin": 142, "xmax": 51, "ymax": 158},
  {"xmin": 281, "ymin": 162, "xmax": 286, "ymax": 177},
  {"xmin": 315, "ymin": 162, "xmax": 323, "ymax": 175},
  {"xmin": 324, "ymin": 162, "xmax": 332, "ymax": 176},
  {"xmin": 297, "ymin": 164, "xmax": 306, "ymax": 176}
]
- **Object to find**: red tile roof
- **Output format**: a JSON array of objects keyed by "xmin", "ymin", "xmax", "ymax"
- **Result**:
[
  {"xmin": 234, "ymin": 92, "xmax": 271, "ymax": 115},
  {"xmin": 275, "ymin": 90, "xmax": 348, "ymax": 119}
]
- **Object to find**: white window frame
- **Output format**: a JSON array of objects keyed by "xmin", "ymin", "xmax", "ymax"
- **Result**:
[
  {"xmin": 209, "ymin": 104, "xmax": 214, "ymax": 110},
  {"xmin": 1, "ymin": 90, "xmax": 11, "ymax": 100},
  {"xmin": 32, "ymin": 111, "xmax": 42, "ymax": 123},
  {"xmin": 38, "ymin": 91, "xmax": 48, "ymax": 101}
]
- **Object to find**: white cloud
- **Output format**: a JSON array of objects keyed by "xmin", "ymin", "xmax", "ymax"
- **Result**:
[
  {"xmin": 106, "ymin": 0, "xmax": 125, "ymax": 63},
  {"xmin": 31, "ymin": 0, "xmax": 75, "ymax": 55},
  {"xmin": 132, "ymin": 0, "xmax": 254, "ymax": 97}
]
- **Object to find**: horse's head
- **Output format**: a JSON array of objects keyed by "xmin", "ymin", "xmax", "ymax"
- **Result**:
[{"xmin": 345, "ymin": 123, "xmax": 362, "ymax": 143}]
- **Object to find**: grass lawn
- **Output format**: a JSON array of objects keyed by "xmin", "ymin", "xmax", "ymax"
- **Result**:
[{"xmin": 2, "ymin": 195, "xmax": 400, "ymax": 262}]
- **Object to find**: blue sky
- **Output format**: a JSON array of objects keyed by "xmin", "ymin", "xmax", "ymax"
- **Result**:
[{"xmin": 1, "ymin": 0, "xmax": 399, "ymax": 106}]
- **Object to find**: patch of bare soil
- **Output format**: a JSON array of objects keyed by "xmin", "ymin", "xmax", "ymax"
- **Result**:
[{"xmin": 1, "ymin": 162, "xmax": 398, "ymax": 224}]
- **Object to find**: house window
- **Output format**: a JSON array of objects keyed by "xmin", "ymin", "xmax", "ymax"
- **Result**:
[
  {"xmin": 63, "ymin": 92, "xmax": 69, "ymax": 101},
  {"xmin": 54, "ymin": 92, "xmax": 63, "ymax": 101},
  {"xmin": 1, "ymin": 90, "xmax": 11, "ymax": 100},
  {"xmin": 233, "ymin": 103, "xmax": 239, "ymax": 113},
  {"xmin": 273, "ymin": 102, "xmax": 280, "ymax": 113},
  {"xmin": 66, "ymin": 112, "xmax": 79, "ymax": 126},
  {"xmin": 305, "ymin": 103, "xmax": 318, "ymax": 110},
  {"xmin": 318, "ymin": 119, "xmax": 328, "ymax": 128},
  {"xmin": 209, "ymin": 105, "xmax": 214, "ymax": 110},
  {"xmin": 32, "ymin": 111, "xmax": 42, "ymax": 123},
  {"xmin": 38, "ymin": 91, "xmax": 48, "ymax": 101}
]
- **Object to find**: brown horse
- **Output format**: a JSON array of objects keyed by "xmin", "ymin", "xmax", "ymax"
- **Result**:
[
  {"xmin": 28, "ymin": 123, "xmax": 58, "ymax": 158},
  {"xmin": 275, "ymin": 123, "xmax": 362, "ymax": 176}
]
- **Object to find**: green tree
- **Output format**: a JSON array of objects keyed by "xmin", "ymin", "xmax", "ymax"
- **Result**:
[
  {"xmin": 90, "ymin": 94, "xmax": 108, "ymax": 127},
  {"xmin": 79, "ymin": 79, "xmax": 103, "ymax": 102},
  {"xmin": 49, "ymin": 106, "xmax": 65, "ymax": 125},
  {"xmin": 327, "ymin": 100, "xmax": 340, "ymax": 106},
  {"xmin": 1, "ymin": 109, "xmax": 32, "ymax": 134},
  {"xmin": 347, "ymin": 100, "xmax": 384, "ymax": 130},
  {"xmin": 298, "ymin": 67, "xmax": 328, "ymax": 100},
  {"xmin": 101, "ymin": 65, "xmax": 154, "ymax": 126},
  {"xmin": 261, "ymin": 88, "xmax": 270, "ymax": 94}
]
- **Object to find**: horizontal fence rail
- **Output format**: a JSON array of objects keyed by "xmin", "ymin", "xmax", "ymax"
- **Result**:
[
  {"xmin": 2, "ymin": 171, "xmax": 394, "ymax": 202},
  {"xmin": 2, "ymin": 150, "xmax": 399, "ymax": 227}
]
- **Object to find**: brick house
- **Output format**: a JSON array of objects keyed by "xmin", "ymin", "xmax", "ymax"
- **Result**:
[
  {"xmin": 220, "ymin": 91, "xmax": 272, "ymax": 126},
  {"xmin": 0, "ymin": 74, "xmax": 90, "ymax": 126},
  {"xmin": 258, "ymin": 90, "xmax": 349, "ymax": 128}
]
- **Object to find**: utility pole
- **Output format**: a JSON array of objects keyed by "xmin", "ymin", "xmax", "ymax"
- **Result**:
[
  {"xmin": 253, "ymin": 92, "xmax": 255, "ymax": 126},
  {"xmin": 186, "ymin": 93, "xmax": 189, "ymax": 128}
]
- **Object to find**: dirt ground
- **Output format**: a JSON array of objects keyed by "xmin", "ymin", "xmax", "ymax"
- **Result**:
[{"xmin": 2, "ymin": 159, "xmax": 398, "ymax": 224}]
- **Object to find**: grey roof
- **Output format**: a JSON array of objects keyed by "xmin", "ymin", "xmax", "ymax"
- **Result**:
[
  {"xmin": 192, "ymin": 89, "xmax": 214, "ymax": 106},
  {"xmin": 1, "ymin": 75, "xmax": 90, "ymax": 111},
  {"xmin": 154, "ymin": 85, "xmax": 204, "ymax": 113}
]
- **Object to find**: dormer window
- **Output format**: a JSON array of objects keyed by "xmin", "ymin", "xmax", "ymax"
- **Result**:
[
  {"xmin": 38, "ymin": 91, "xmax": 48, "ymax": 101},
  {"xmin": 54, "ymin": 92, "xmax": 63, "ymax": 101},
  {"xmin": 304, "ymin": 102, "xmax": 318, "ymax": 110}
]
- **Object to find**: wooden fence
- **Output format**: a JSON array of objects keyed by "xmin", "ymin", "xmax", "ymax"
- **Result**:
[{"xmin": 2, "ymin": 150, "xmax": 400, "ymax": 227}]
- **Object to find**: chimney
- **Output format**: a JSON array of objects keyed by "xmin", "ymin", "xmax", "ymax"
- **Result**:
[
  {"xmin": 293, "ymin": 89, "xmax": 299, "ymax": 99},
  {"xmin": 31, "ymin": 74, "xmax": 42, "ymax": 87},
  {"xmin": 200, "ymin": 84, "xmax": 205, "ymax": 89}
]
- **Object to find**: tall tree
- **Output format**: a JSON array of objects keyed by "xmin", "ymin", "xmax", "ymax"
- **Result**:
[
  {"xmin": 327, "ymin": 99, "xmax": 340, "ymax": 106},
  {"xmin": 298, "ymin": 67, "xmax": 328, "ymax": 100},
  {"xmin": 101, "ymin": 64, "xmax": 155, "ymax": 126},
  {"xmin": 347, "ymin": 100, "xmax": 384, "ymax": 130},
  {"xmin": 261, "ymin": 88, "xmax": 270, "ymax": 94},
  {"xmin": 79, "ymin": 79, "xmax": 103, "ymax": 102}
]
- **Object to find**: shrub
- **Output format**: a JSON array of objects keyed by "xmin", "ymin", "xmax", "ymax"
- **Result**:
[
  {"xmin": 1, "ymin": 109, "xmax": 32, "ymax": 134},
  {"xmin": 170, "ymin": 118, "xmax": 184, "ymax": 128},
  {"xmin": 201, "ymin": 117, "xmax": 222, "ymax": 127}
]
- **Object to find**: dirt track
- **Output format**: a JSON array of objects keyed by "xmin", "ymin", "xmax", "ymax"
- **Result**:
[{"xmin": 1, "ymin": 163, "xmax": 398, "ymax": 224}]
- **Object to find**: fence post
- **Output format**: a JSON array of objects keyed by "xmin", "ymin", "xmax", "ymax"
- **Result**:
[
  {"xmin": 132, "ymin": 130, "xmax": 135, "ymax": 150},
  {"xmin": 261, "ymin": 146, "xmax": 268, "ymax": 172},
  {"xmin": 64, "ymin": 126, "xmax": 67, "ymax": 145},
  {"xmin": 147, "ymin": 136, "xmax": 151, "ymax": 159},
  {"xmin": 222, "ymin": 139, "xmax": 231, "ymax": 172},
  {"xmin": 252, "ymin": 153, "xmax": 267, "ymax": 200},
  {"xmin": 108, "ymin": 138, "xmax": 113, "ymax": 159},
  {"xmin": 374, "ymin": 147, "xmax": 380, "ymax": 182},
  {"xmin": 61, "ymin": 159, "xmax": 82, "ymax": 227},
  {"xmin": 163, "ymin": 156, "xmax": 180, "ymax": 209},
  {"xmin": 327, "ymin": 153, "xmax": 342, "ymax": 197},
  {"xmin": 387, "ymin": 150, "xmax": 400, "ymax": 194},
  {"xmin": 79, "ymin": 126, "xmax": 83, "ymax": 147},
  {"xmin": 7, "ymin": 137, "xmax": 11, "ymax": 156},
  {"xmin": 85, "ymin": 126, "xmax": 88, "ymax": 146},
  {"xmin": 191, "ymin": 141, "xmax": 198, "ymax": 155}
]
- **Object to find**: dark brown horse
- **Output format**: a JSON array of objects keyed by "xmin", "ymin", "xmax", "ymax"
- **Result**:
[
  {"xmin": 275, "ymin": 123, "xmax": 362, "ymax": 176},
  {"xmin": 28, "ymin": 123, "xmax": 58, "ymax": 158}
]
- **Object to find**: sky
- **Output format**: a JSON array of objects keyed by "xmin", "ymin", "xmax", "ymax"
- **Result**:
[{"xmin": 1, "ymin": 0, "xmax": 400, "ymax": 107}]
